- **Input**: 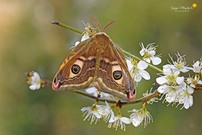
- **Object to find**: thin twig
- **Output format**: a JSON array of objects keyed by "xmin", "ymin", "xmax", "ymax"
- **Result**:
[
  {"xmin": 123, "ymin": 50, "xmax": 163, "ymax": 73},
  {"xmin": 52, "ymin": 21, "xmax": 83, "ymax": 34}
]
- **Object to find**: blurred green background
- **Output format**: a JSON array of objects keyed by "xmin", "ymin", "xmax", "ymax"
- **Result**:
[{"xmin": 0, "ymin": 0, "xmax": 202, "ymax": 135}]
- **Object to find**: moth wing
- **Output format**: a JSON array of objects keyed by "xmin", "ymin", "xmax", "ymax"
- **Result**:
[
  {"xmin": 52, "ymin": 38, "xmax": 96, "ymax": 91},
  {"xmin": 94, "ymin": 33, "xmax": 135, "ymax": 101}
]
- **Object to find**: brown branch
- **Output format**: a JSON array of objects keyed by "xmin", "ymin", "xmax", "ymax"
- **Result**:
[
  {"xmin": 41, "ymin": 79, "xmax": 202, "ymax": 106},
  {"xmin": 123, "ymin": 91, "xmax": 160, "ymax": 105},
  {"xmin": 41, "ymin": 79, "xmax": 52, "ymax": 87},
  {"xmin": 74, "ymin": 90, "xmax": 160, "ymax": 106},
  {"xmin": 194, "ymin": 84, "xmax": 202, "ymax": 91},
  {"xmin": 41, "ymin": 79, "xmax": 161, "ymax": 105}
]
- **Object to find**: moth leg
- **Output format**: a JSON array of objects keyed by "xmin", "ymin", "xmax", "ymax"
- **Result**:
[
  {"xmin": 97, "ymin": 92, "xmax": 102, "ymax": 98},
  {"xmin": 115, "ymin": 100, "xmax": 123, "ymax": 109}
]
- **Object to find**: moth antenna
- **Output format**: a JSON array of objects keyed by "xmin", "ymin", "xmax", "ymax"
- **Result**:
[
  {"xmin": 103, "ymin": 20, "xmax": 115, "ymax": 32},
  {"xmin": 89, "ymin": 16, "xmax": 101, "ymax": 32},
  {"xmin": 81, "ymin": 20, "xmax": 87, "ymax": 28},
  {"xmin": 81, "ymin": 20, "xmax": 90, "ymax": 33}
]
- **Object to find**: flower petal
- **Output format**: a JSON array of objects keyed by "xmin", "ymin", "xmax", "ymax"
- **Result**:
[
  {"xmin": 184, "ymin": 96, "xmax": 193, "ymax": 109},
  {"xmin": 74, "ymin": 41, "xmax": 80, "ymax": 47},
  {"xmin": 126, "ymin": 58, "xmax": 133, "ymax": 71},
  {"xmin": 180, "ymin": 68, "xmax": 189, "ymax": 73},
  {"xmin": 139, "ymin": 49, "xmax": 145, "ymax": 56},
  {"xmin": 33, "ymin": 72, "xmax": 40, "ymax": 79},
  {"xmin": 81, "ymin": 34, "xmax": 89, "ymax": 41},
  {"xmin": 156, "ymin": 76, "xmax": 167, "ymax": 84},
  {"xmin": 148, "ymin": 50, "xmax": 156, "ymax": 56},
  {"xmin": 151, "ymin": 56, "xmax": 161, "ymax": 65},
  {"xmin": 85, "ymin": 87, "xmax": 97, "ymax": 94},
  {"xmin": 109, "ymin": 116, "xmax": 118, "ymax": 123},
  {"xmin": 176, "ymin": 77, "xmax": 184, "ymax": 84},
  {"xmin": 157, "ymin": 85, "xmax": 169, "ymax": 93},
  {"xmin": 163, "ymin": 66, "xmax": 172, "ymax": 75},
  {"xmin": 120, "ymin": 117, "xmax": 131, "ymax": 124},
  {"xmin": 143, "ymin": 58, "xmax": 151, "ymax": 63},
  {"xmin": 198, "ymin": 80, "xmax": 202, "ymax": 85},
  {"xmin": 131, "ymin": 118, "xmax": 142, "ymax": 127},
  {"xmin": 134, "ymin": 73, "xmax": 142, "ymax": 82},
  {"xmin": 93, "ymin": 111, "xmax": 102, "ymax": 119},
  {"xmin": 139, "ymin": 70, "xmax": 150, "ymax": 80},
  {"xmin": 165, "ymin": 91, "xmax": 177, "ymax": 103},
  {"xmin": 138, "ymin": 60, "xmax": 148, "ymax": 69},
  {"xmin": 187, "ymin": 86, "xmax": 194, "ymax": 94},
  {"xmin": 29, "ymin": 84, "xmax": 40, "ymax": 90}
]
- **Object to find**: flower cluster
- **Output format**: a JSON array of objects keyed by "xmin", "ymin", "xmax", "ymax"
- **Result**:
[
  {"xmin": 81, "ymin": 101, "xmax": 152, "ymax": 131},
  {"xmin": 126, "ymin": 43, "xmax": 161, "ymax": 83},
  {"xmin": 156, "ymin": 54, "xmax": 202, "ymax": 109}
]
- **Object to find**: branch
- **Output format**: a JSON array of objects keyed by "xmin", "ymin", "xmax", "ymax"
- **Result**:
[
  {"xmin": 42, "ymin": 79, "xmax": 160, "ymax": 105},
  {"xmin": 195, "ymin": 84, "xmax": 202, "ymax": 91}
]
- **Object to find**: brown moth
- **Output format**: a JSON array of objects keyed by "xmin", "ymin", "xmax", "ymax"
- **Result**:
[{"xmin": 52, "ymin": 29, "xmax": 136, "ymax": 101}]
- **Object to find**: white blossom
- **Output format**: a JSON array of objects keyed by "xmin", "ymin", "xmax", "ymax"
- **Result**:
[
  {"xmin": 166, "ymin": 53, "xmax": 190, "ymax": 73},
  {"xmin": 178, "ymin": 86, "xmax": 194, "ymax": 109},
  {"xmin": 158, "ymin": 82, "xmax": 185, "ymax": 94},
  {"xmin": 164, "ymin": 84, "xmax": 185, "ymax": 103},
  {"xmin": 108, "ymin": 114, "xmax": 131, "ymax": 131},
  {"xmin": 191, "ymin": 61, "xmax": 202, "ymax": 73},
  {"xmin": 126, "ymin": 58, "xmax": 150, "ymax": 82},
  {"xmin": 156, "ymin": 66, "xmax": 184, "ymax": 86},
  {"xmin": 97, "ymin": 101, "xmax": 114, "ymax": 122},
  {"xmin": 81, "ymin": 104, "xmax": 102, "ymax": 124},
  {"xmin": 27, "ymin": 71, "xmax": 41, "ymax": 90},
  {"xmin": 186, "ymin": 76, "xmax": 202, "ymax": 88},
  {"xmin": 165, "ymin": 89, "xmax": 178, "ymax": 103},
  {"xmin": 129, "ymin": 107, "xmax": 152, "ymax": 127},
  {"xmin": 139, "ymin": 43, "xmax": 161, "ymax": 65}
]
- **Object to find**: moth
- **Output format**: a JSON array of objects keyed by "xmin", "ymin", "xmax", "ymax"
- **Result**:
[{"xmin": 52, "ymin": 26, "xmax": 136, "ymax": 101}]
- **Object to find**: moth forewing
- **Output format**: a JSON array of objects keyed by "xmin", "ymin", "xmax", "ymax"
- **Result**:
[{"xmin": 52, "ymin": 38, "xmax": 95, "ymax": 90}]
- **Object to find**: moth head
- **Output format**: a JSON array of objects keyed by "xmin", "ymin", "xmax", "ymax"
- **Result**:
[
  {"xmin": 113, "ymin": 69, "xmax": 136, "ymax": 101},
  {"xmin": 126, "ymin": 83, "xmax": 136, "ymax": 101},
  {"xmin": 119, "ymin": 70, "xmax": 136, "ymax": 101}
]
